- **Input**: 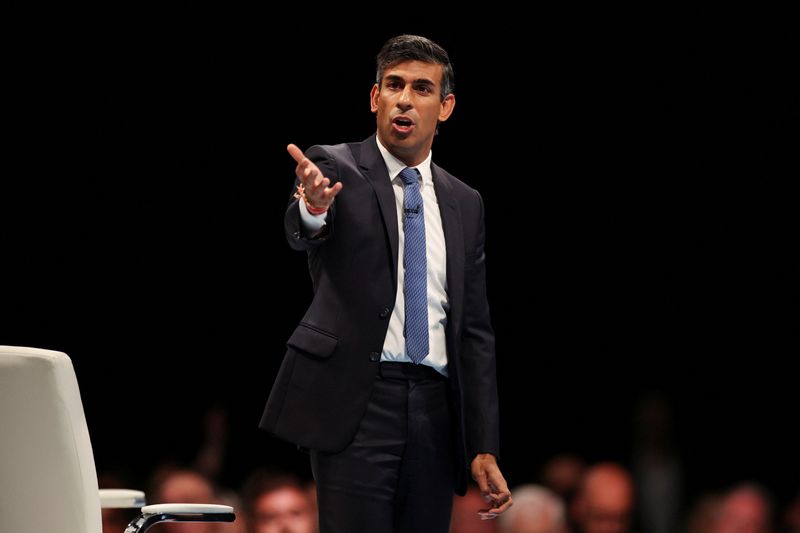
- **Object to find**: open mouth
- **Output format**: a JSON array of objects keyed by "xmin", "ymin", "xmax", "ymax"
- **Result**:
[{"xmin": 392, "ymin": 116, "xmax": 415, "ymax": 134}]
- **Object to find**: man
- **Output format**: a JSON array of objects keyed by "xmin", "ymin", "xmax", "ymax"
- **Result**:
[
  {"xmin": 149, "ymin": 469, "xmax": 222, "ymax": 533},
  {"xmin": 497, "ymin": 484, "xmax": 567, "ymax": 533},
  {"xmin": 260, "ymin": 34, "xmax": 511, "ymax": 532},
  {"xmin": 242, "ymin": 470, "xmax": 317, "ymax": 533},
  {"xmin": 571, "ymin": 463, "xmax": 635, "ymax": 533},
  {"xmin": 712, "ymin": 484, "xmax": 773, "ymax": 533}
]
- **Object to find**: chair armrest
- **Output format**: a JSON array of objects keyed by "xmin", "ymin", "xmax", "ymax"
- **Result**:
[
  {"xmin": 141, "ymin": 503, "xmax": 233, "ymax": 514},
  {"xmin": 99, "ymin": 489, "xmax": 146, "ymax": 508},
  {"xmin": 125, "ymin": 503, "xmax": 235, "ymax": 532}
]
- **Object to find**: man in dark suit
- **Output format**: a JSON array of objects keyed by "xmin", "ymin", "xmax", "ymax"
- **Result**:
[{"xmin": 260, "ymin": 34, "xmax": 512, "ymax": 532}]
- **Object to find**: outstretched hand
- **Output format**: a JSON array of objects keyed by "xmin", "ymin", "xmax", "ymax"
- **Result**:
[
  {"xmin": 287, "ymin": 144, "xmax": 343, "ymax": 210},
  {"xmin": 471, "ymin": 453, "xmax": 513, "ymax": 520}
]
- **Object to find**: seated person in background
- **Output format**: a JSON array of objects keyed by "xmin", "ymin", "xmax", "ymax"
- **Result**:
[
  {"xmin": 241, "ymin": 469, "xmax": 316, "ymax": 533},
  {"xmin": 149, "ymin": 467, "xmax": 241, "ymax": 533},
  {"xmin": 571, "ymin": 463, "xmax": 635, "ymax": 533},
  {"xmin": 497, "ymin": 484, "xmax": 567, "ymax": 533},
  {"xmin": 712, "ymin": 483, "xmax": 774, "ymax": 533}
]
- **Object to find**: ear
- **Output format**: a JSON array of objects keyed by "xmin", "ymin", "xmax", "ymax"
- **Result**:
[
  {"xmin": 370, "ymin": 84, "xmax": 380, "ymax": 113},
  {"xmin": 438, "ymin": 93, "xmax": 456, "ymax": 122}
]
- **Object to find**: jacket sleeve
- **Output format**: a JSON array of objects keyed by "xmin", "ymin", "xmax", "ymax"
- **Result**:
[
  {"xmin": 284, "ymin": 145, "xmax": 339, "ymax": 251},
  {"xmin": 460, "ymin": 190, "xmax": 500, "ymax": 460}
]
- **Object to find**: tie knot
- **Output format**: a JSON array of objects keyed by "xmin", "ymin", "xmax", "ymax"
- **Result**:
[{"xmin": 399, "ymin": 167, "xmax": 420, "ymax": 186}]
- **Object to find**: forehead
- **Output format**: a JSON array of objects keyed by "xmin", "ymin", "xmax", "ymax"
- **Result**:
[
  {"xmin": 256, "ymin": 487, "xmax": 307, "ymax": 510},
  {"xmin": 382, "ymin": 60, "xmax": 443, "ymax": 85}
]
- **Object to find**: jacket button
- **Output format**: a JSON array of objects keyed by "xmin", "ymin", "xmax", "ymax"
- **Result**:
[
  {"xmin": 292, "ymin": 231, "xmax": 301, "ymax": 239},
  {"xmin": 378, "ymin": 307, "xmax": 391, "ymax": 318},
  {"xmin": 369, "ymin": 351, "xmax": 380, "ymax": 362}
]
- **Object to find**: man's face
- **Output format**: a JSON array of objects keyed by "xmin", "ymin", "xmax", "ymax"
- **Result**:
[
  {"xmin": 252, "ymin": 487, "xmax": 315, "ymax": 533},
  {"xmin": 370, "ymin": 60, "xmax": 455, "ymax": 165}
]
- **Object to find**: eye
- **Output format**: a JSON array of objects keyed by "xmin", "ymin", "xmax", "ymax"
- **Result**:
[
  {"xmin": 415, "ymin": 85, "xmax": 433, "ymax": 94},
  {"xmin": 386, "ymin": 80, "xmax": 402, "ymax": 90}
]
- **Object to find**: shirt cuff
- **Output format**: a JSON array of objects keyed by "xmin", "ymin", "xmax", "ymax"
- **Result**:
[{"xmin": 298, "ymin": 198, "xmax": 328, "ymax": 234}]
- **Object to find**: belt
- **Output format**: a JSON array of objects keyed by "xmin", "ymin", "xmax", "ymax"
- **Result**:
[{"xmin": 379, "ymin": 361, "xmax": 447, "ymax": 381}]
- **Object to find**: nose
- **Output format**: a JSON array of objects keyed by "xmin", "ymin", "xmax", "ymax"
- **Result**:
[{"xmin": 396, "ymin": 85, "xmax": 413, "ymax": 111}]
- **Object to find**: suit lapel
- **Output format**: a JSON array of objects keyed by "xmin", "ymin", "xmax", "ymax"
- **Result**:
[
  {"xmin": 358, "ymin": 135, "xmax": 400, "ymax": 289},
  {"xmin": 357, "ymin": 136, "xmax": 465, "ymax": 322},
  {"xmin": 432, "ymin": 164, "xmax": 464, "ymax": 336}
]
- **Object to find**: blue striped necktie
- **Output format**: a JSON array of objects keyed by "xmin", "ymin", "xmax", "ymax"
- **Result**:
[{"xmin": 399, "ymin": 167, "xmax": 429, "ymax": 364}]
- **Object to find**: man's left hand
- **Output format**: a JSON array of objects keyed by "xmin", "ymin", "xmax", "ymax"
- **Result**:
[{"xmin": 471, "ymin": 453, "xmax": 512, "ymax": 519}]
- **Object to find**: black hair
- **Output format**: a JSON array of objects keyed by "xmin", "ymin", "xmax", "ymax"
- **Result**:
[{"xmin": 376, "ymin": 34, "xmax": 454, "ymax": 101}]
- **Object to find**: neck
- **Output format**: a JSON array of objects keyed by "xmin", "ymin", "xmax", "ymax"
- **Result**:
[{"xmin": 376, "ymin": 132, "xmax": 431, "ymax": 167}]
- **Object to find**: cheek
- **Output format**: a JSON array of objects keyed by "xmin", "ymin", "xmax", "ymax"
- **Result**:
[{"xmin": 422, "ymin": 105, "xmax": 442, "ymax": 124}]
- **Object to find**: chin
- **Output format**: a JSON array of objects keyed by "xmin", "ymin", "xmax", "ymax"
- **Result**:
[{"xmin": 391, "ymin": 132, "xmax": 418, "ymax": 146}]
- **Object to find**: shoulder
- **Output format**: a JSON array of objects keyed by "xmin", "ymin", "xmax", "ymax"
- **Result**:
[
  {"xmin": 303, "ymin": 137, "xmax": 374, "ymax": 181},
  {"xmin": 432, "ymin": 163, "xmax": 484, "ymax": 204},
  {"xmin": 305, "ymin": 136, "xmax": 373, "ymax": 166}
]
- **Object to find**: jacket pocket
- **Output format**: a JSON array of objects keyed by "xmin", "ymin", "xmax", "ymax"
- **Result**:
[{"xmin": 286, "ymin": 323, "xmax": 339, "ymax": 359}]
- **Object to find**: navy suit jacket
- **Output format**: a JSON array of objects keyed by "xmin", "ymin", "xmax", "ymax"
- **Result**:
[{"xmin": 260, "ymin": 135, "xmax": 499, "ymax": 494}]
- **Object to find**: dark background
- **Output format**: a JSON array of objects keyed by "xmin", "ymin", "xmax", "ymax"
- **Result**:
[{"xmin": 4, "ymin": 5, "xmax": 797, "ymax": 512}]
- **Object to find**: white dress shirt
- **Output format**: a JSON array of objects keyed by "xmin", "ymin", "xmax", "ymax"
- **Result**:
[{"xmin": 298, "ymin": 137, "xmax": 449, "ymax": 375}]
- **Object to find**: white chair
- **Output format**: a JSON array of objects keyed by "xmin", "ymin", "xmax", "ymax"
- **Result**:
[{"xmin": 0, "ymin": 345, "xmax": 236, "ymax": 533}]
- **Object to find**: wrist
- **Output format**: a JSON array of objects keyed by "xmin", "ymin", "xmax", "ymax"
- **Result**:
[
  {"xmin": 294, "ymin": 184, "xmax": 329, "ymax": 215},
  {"xmin": 304, "ymin": 199, "xmax": 328, "ymax": 216}
]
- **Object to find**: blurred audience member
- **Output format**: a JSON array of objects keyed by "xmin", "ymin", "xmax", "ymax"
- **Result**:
[
  {"xmin": 712, "ymin": 483, "xmax": 773, "ymax": 533},
  {"xmin": 149, "ymin": 467, "xmax": 221, "ymax": 533},
  {"xmin": 241, "ymin": 469, "xmax": 316, "ymax": 533},
  {"xmin": 540, "ymin": 454, "xmax": 586, "ymax": 510},
  {"xmin": 451, "ymin": 484, "xmax": 498, "ymax": 533},
  {"xmin": 632, "ymin": 392, "xmax": 682, "ymax": 533},
  {"xmin": 497, "ymin": 484, "xmax": 566, "ymax": 533},
  {"xmin": 684, "ymin": 492, "xmax": 722, "ymax": 533},
  {"xmin": 571, "ymin": 462, "xmax": 635, "ymax": 533}
]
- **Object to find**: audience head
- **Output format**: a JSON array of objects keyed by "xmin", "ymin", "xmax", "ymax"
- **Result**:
[
  {"xmin": 713, "ymin": 483, "xmax": 773, "ymax": 533},
  {"xmin": 149, "ymin": 467, "xmax": 218, "ymax": 533},
  {"xmin": 571, "ymin": 462, "xmax": 634, "ymax": 533},
  {"xmin": 241, "ymin": 469, "xmax": 315, "ymax": 533},
  {"xmin": 498, "ymin": 484, "xmax": 566, "ymax": 533}
]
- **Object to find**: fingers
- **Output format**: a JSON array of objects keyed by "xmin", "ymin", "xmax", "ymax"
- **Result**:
[
  {"xmin": 472, "ymin": 457, "xmax": 512, "ymax": 519},
  {"xmin": 304, "ymin": 175, "xmax": 341, "ymax": 197},
  {"xmin": 288, "ymin": 143, "xmax": 319, "ymax": 185},
  {"xmin": 486, "ymin": 468, "xmax": 511, "ymax": 506},
  {"xmin": 484, "ymin": 483, "xmax": 513, "ymax": 514},
  {"xmin": 289, "ymin": 144, "xmax": 324, "ymax": 189},
  {"xmin": 477, "ymin": 495, "xmax": 514, "ymax": 520},
  {"xmin": 477, "ymin": 484, "xmax": 513, "ymax": 521},
  {"xmin": 287, "ymin": 143, "xmax": 306, "ymax": 164},
  {"xmin": 298, "ymin": 163, "xmax": 323, "ymax": 188},
  {"xmin": 473, "ymin": 467, "xmax": 490, "ymax": 496},
  {"xmin": 288, "ymin": 144, "xmax": 326, "ymax": 188},
  {"xmin": 324, "ymin": 181, "xmax": 343, "ymax": 200},
  {"xmin": 287, "ymin": 143, "xmax": 343, "ymax": 209}
]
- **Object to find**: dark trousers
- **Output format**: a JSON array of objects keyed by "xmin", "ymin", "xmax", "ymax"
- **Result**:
[{"xmin": 310, "ymin": 362, "xmax": 455, "ymax": 533}]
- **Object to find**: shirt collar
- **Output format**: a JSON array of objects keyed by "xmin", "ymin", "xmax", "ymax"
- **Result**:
[{"xmin": 375, "ymin": 136, "xmax": 433, "ymax": 186}]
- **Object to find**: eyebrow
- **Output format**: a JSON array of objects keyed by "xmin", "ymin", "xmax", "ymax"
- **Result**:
[{"xmin": 384, "ymin": 75, "xmax": 436, "ymax": 87}]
